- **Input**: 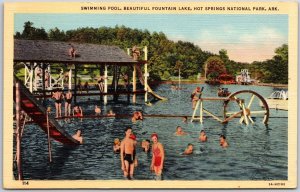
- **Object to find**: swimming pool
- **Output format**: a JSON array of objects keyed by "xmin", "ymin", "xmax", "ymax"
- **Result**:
[{"xmin": 14, "ymin": 84, "xmax": 288, "ymax": 180}]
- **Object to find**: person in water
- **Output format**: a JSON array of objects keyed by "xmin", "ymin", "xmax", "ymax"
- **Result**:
[
  {"xmin": 174, "ymin": 126, "xmax": 187, "ymax": 136},
  {"xmin": 113, "ymin": 138, "xmax": 121, "ymax": 153},
  {"xmin": 131, "ymin": 111, "xmax": 143, "ymax": 122},
  {"xmin": 150, "ymin": 133, "xmax": 165, "ymax": 179},
  {"xmin": 64, "ymin": 90, "xmax": 72, "ymax": 117},
  {"xmin": 199, "ymin": 130, "xmax": 208, "ymax": 142},
  {"xmin": 182, "ymin": 116, "xmax": 188, "ymax": 123},
  {"xmin": 107, "ymin": 109, "xmax": 116, "ymax": 117},
  {"xmin": 73, "ymin": 105, "xmax": 83, "ymax": 121},
  {"xmin": 52, "ymin": 89, "xmax": 64, "ymax": 118},
  {"xmin": 129, "ymin": 133, "xmax": 138, "ymax": 167},
  {"xmin": 120, "ymin": 127, "xmax": 137, "ymax": 180},
  {"xmin": 219, "ymin": 134, "xmax": 229, "ymax": 148},
  {"xmin": 191, "ymin": 86, "xmax": 202, "ymax": 109},
  {"xmin": 95, "ymin": 105, "xmax": 101, "ymax": 115},
  {"xmin": 183, "ymin": 143, "xmax": 194, "ymax": 155},
  {"xmin": 141, "ymin": 139, "xmax": 151, "ymax": 153},
  {"xmin": 72, "ymin": 129, "xmax": 83, "ymax": 144}
]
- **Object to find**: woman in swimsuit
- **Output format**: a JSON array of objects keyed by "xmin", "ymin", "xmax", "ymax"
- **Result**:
[{"xmin": 150, "ymin": 133, "xmax": 164, "ymax": 179}]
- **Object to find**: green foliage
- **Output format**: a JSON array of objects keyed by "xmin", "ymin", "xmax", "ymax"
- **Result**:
[
  {"xmin": 15, "ymin": 22, "xmax": 288, "ymax": 84},
  {"xmin": 204, "ymin": 56, "xmax": 226, "ymax": 78}
]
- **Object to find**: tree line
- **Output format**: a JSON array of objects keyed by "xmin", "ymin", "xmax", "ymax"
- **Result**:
[{"xmin": 15, "ymin": 21, "xmax": 288, "ymax": 84}]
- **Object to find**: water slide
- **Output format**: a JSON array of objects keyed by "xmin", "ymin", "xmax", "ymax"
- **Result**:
[
  {"xmin": 14, "ymin": 77, "xmax": 80, "ymax": 146},
  {"xmin": 135, "ymin": 65, "xmax": 167, "ymax": 100}
]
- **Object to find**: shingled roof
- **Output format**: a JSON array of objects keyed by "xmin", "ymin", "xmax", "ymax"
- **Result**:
[{"xmin": 14, "ymin": 39, "xmax": 136, "ymax": 65}]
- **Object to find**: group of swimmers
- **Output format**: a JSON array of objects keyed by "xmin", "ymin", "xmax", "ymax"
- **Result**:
[
  {"xmin": 113, "ymin": 125, "xmax": 229, "ymax": 180},
  {"xmin": 51, "ymin": 89, "xmax": 115, "ymax": 119},
  {"xmin": 113, "ymin": 127, "xmax": 164, "ymax": 180}
]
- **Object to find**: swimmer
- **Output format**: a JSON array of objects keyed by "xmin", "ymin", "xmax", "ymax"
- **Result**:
[
  {"xmin": 219, "ymin": 135, "xmax": 229, "ymax": 148},
  {"xmin": 131, "ymin": 111, "xmax": 143, "ymax": 122},
  {"xmin": 68, "ymin": 45, "xmax": 76, "ymax": 58},
  {"xmin": 183, "ymin": 143, "xmax": 194, "ymax": 155},
  {"xmin": 52, "ymin": 89, "xmax": 64, "ymax": 118},
  {"xmin": 113, "ymin": 138, "xmax": 121, "ymax": 153},
  {"xmin": 72, "ymin": 129, "xmax": 83, "ymax": 144},
  {"xmin": 191, "ymin": 86, "xmax": 202, "ymax": 109},
  {"xmin": 97, "ymin": 75, "xmax": 105, "ymax": 93},
  {"xmin": 73, "ymin": 105, "xmax": 83, "ymax": 121},
  {"xmin": 141, "ymin": 139, "xmax": 151, "ymax": 153},
  {"xmin": 107, "ymin": 109, "xmax": 116, "ymax": 117},
  {"xmin": 64, "ymin": 90, "xmax": 72, "ymax": 117},
  {"xmin": 129, "ymin": 133, "xmax": 138, "ymax": 167},
  {"xmin": 199, "ymin": 130, "xmax": 208, "ymax": 142},
  {"xmin": 120, "ymin": 127, "xmax": 137, "ymax": 180},
  {"xmin": 95, "ymin": 105, "xmax": 101, "ymax": 115},
  {"xmin": 150, "ymin": 133, "xmax": 164, "ymax": 179},
  {"xmin": 174, "ymin": 126, "xmax": 187, "ymax": 136},
  {"xmin": 182, "ymin": 116, "xmax": 188, "ymax": 123}
]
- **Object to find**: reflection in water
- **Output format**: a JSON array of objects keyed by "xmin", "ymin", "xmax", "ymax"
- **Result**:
[{"xmin": 14, "ymin": 84, "xmax": 287, "ymax": 180}]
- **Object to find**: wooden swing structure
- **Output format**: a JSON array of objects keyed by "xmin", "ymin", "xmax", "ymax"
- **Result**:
[{"xmin": 191, "ymin": 90, "xmax": 270, "ymax": 125}]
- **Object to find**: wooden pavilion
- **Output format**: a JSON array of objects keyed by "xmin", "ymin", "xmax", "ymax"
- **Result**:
[{"xmin": 14, "ymin": 39, "xmax": 149, "ymax": 104}]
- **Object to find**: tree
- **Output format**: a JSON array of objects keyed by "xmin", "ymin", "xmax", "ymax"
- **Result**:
[
  {"xmin": 275, "ymin": 44, "xmax": 288, "ymax": 63},
  {"xmin": 204, "ymin": 56, "xmax": 226, "ymax": 79}
]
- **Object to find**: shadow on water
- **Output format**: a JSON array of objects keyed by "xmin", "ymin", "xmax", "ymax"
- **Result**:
[{"xmin": 49, "ymin": 145, "xmax": 75, "ymax": 177}]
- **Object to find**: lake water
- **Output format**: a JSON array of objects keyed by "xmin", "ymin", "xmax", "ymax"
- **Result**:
[{"xmin": 14, "ymin": 84, "xmax": 288, "ymax": 180}]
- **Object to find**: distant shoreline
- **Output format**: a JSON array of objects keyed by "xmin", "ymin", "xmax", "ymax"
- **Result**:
[{"xmin": 148, "ymin": 80, "xmax": 288, "ymax": 89}]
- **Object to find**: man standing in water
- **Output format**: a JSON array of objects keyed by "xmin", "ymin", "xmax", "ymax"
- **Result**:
[
  {"xmin": 120, "ymin": 127, "xmax": 136, "ymax": 180},
  {"xmin": 150, "ymin": 133, "xmax": 165, "ymax": 180}
]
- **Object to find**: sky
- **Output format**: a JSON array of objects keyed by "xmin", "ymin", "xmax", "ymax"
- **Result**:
[{"xmin": 14, "ymin": 14, "xmax": 288, "ymax": 63}]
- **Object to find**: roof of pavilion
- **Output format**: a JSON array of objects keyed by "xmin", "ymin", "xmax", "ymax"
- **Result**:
[{"xmin": 14, "ymin": 39, "xmax": 137, "ymax": 65}]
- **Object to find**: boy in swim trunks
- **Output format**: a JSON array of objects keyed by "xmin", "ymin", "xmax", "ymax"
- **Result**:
[
  {"xmin": 120, "ymin": 127, "xmax": 137, "ymax": 180},
  {"xmin": 150, "ymin": 133, "xmax": 165, "ymax": 180}
]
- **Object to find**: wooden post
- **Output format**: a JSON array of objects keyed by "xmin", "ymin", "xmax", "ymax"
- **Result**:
[
  {"xmin": 42, "ymin": 63, "xmax": 46, "ymax": 103},
  {"xmin": 144, "ymin": 46, "xmax": 148, "ymax": 102},
  {"xmin": 15, "ymin": 82, "xmax": 23, "ymax": 180},
  {"xmin": 68, "ymin": 68, "xmax": 72, "ymax": 90},
  {"xmin": 133, "ymin": 64, "xmax": 136, "ymax": 103},
  {"xmin": 30, "ymin": 63, "xmax": 33, "ymax": 93},
  {"xmin": 74, "ymin": 65, "xmax": 77, "ymax": 104},
  {"xmin": 24, "ymin": 63, "xmax": 27, "ymax": 86},
  {"xmin": 49, "ymin": 65, "xmax": 52, "ymax": 89},
  {"xmin": 200, "ymin": 100, "xmax": 203, "ymax": 123},
  {"xmin": 104, "ymin": 64, "xmax": 108, "ymax": 104},
  {"xmin": 46, "ymin": 110, "xmax": 52, "ymax": 162}
]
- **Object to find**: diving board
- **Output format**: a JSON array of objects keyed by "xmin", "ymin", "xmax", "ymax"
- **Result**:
[{"xmin": 14, "ymin": 77, "xmax": 80, "ymax": 146}]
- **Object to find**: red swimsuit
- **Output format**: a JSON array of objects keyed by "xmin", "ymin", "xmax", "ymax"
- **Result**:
[{"xmin": 153, "ymin": 146, "xmax": 162, "ymax": 166}]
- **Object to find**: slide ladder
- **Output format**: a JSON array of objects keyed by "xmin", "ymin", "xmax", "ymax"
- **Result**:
[
  {"xmin": 14, "ymin": 76, "xmax": 80, "ymax": 146},
  {"xmin": 136, "ymin": 65, "xmax": 167, "ymax": 101}
]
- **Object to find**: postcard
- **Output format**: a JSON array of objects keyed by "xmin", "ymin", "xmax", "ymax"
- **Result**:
[{"xmin": 3, "ymin": 1, "xmax": 297, "ymax": 189}]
